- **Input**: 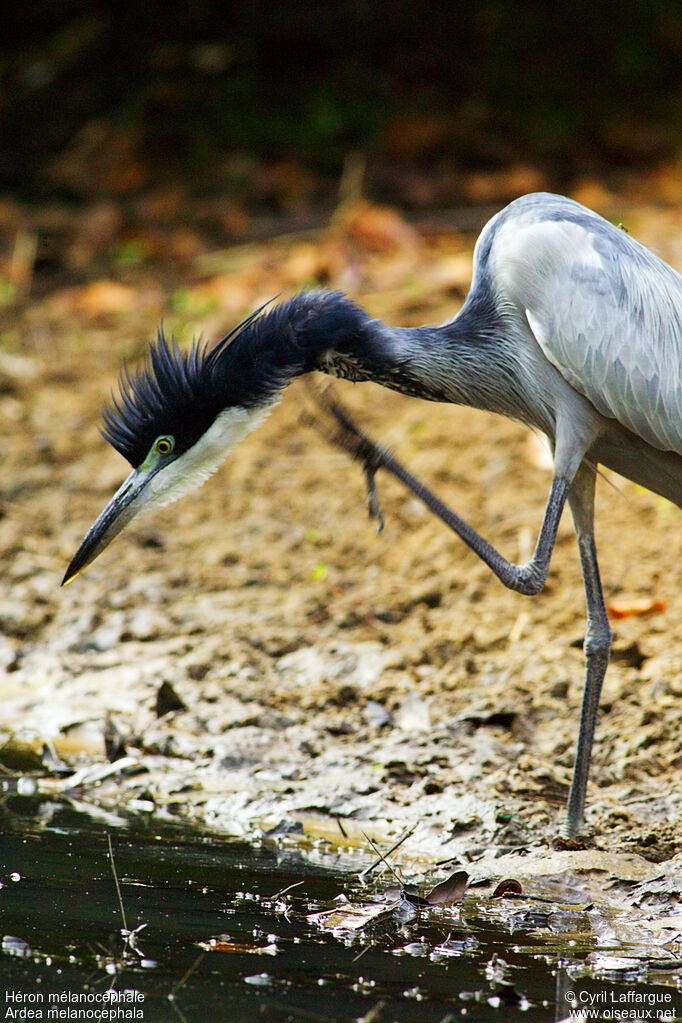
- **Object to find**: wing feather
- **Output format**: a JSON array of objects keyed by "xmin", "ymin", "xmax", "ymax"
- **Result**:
[{"xmin": 491, "ymin": 202, "xmax": 682, "ymax": 455}]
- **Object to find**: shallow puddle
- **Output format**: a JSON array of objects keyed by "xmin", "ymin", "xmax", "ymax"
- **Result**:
[{"xmin": 0, "ymin": 801, "xmax": 680, "ymax": 1022}]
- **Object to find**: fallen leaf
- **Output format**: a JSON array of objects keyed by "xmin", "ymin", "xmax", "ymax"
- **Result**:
[
  {"xmin": 308, "ymin": 898, "xmax": 395, "ymax": 932},
  {"xmin": 198, "ymin": 938, "xmax": 278, "ymax": 955},
  {"xmin": 425, "ymin": 869, "xmax": 469, "ymax": 907},
  {"xmin": 492, "ymin": 878, "xmax": 523, "ymax": 898},
  {"xmin": 76, "ymin": 280, "xmax": 139, "ymax": 316},
  {"xmin": 606, "ymin": 598, "xmax": 666, "ymax": 620},
  {"xmin": 335, "ymin": 200, "xmax": 419, "ymax": 252}
]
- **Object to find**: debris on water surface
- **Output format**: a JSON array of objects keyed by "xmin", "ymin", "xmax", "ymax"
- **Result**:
[
  {"xmin": 308, "ymin": 894, "xmax": 397, "ymax": 934},
  {"xmin": 243, "ymin": 972, "xmax": 272, "ymax": 986},
  {"xmin": 590, "ymin": 954, "xmax": 649, "ymax": 983},
  {"xmin": 2, "ymin": 935, "xmax": 32, "ymax": 958},
  {"xmin": 430, "ymin": 935, "xmax": 479, "ymax": 960},
  {"xmin": 423, "ymin": 869, "xmax": 469, "ymax": 907},
  {"xmin": 492, "ymin": 878, "xmax": 523, "ymax": 899},
  {"xmin": 198, "ymin": 936, "xmax": 278, "ymax": 955}
]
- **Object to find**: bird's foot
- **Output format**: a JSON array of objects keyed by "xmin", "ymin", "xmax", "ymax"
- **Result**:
[
  {"xmin": 550, "ymin": 833, "xmax": 592, "ymax": 851},
  {"xmin": 363, "ymin": 463, "xmax": 385, "ymax": 533},
  {"xmin": 309, "ymin": 387, "xmax": 389, "ymax": 534}
]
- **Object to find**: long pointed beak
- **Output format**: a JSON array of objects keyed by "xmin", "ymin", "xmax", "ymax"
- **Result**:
[{"xmin": 62, "ymin": 469, "xmax": 150, "ymax": 585}]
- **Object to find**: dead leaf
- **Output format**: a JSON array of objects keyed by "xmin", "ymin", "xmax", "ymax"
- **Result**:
[
  {"xmin": 424, "ymin": 869, "xmax": 469, "ymax": 907},
  {"xmin": 492, "ymin": 878, "xmax": 523, "ymax": 898},
  {"xmin": 335, "ymin": 200, "xmax": 419, "ymax": 252},
  {"xmin": 198, "ymin": 938, "xmax": 278, "ymax": 955},
  {"xmin": 308, "ymin": 898, "xmax": 395, "ymax": 932},
  {"xmin": 76, "ymin": 281, "xmax": 139, "ymax": 316},
  {"xmin": 606, "ymin": 598, "xmax": 666, "ymax": 620}
]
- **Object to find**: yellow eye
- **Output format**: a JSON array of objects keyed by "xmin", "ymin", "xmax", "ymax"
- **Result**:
[{"xmin": 154, "ymin": 436, "xmax": 174, "ymax": 456}]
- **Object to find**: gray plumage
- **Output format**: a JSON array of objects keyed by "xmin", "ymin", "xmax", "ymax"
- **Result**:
[{"xmin": 492, "ymin": 195, "xmax": 682, "ymax": 455}]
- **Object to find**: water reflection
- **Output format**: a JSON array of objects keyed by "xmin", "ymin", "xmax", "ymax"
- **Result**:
[{"xmin": 0, "ymin": 800, "xmax": 680, "ymax": 1022}]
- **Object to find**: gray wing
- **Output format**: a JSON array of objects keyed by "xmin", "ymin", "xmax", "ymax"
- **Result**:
[{"xmin": 490, "ymin": 206, "xmax": 682, "ymax": 455}]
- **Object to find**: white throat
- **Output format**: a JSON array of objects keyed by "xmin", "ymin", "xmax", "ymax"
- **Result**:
[{"xmin": 147, "ymin": 404, "xmax": 274, "ymax": 509}]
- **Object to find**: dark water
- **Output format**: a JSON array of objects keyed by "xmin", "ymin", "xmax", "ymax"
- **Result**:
[{"xmin": 0, "ymin": 800, "xmax": 680, "ymax": 1022}]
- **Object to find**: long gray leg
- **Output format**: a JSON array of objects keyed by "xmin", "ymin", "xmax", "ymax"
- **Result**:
[
  {"xmin": 322, "ymin": 399, "xmax": 610, "ymax": 837},
  {"xmin": 324, "ymin": 398, "xmax": 569, "ymax": 596},
  {"xmin": 564, "ymin": 465, "xmax": 613, "ymax": 837}
]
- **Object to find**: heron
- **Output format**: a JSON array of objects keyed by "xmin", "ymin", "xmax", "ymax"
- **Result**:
[{"xmin": 63, "ymin": 192, "xmax": 682, "ymax": 839}]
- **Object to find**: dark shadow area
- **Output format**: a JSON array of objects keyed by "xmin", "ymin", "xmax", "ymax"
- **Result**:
[{"xmin": 2, "ymin": 1, "xmax": 681, "ymax": 204}]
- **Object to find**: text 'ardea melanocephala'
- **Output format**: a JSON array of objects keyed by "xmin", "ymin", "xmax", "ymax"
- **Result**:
[{"xmin": 63, "ymin": 192, "xmax": 682, "ymax": 839}]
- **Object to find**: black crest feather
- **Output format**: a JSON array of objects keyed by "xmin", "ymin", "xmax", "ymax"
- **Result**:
[
  {"xmin": 102, "ymin": 331, "xmax": 203, "ymax": 467},
  {"xmin": 100, "ymin": 292, "xmax": 369, "ymax": 469},
  {"xmin": 101, "ymin": 303, "xmax": 272, "ymax": 468}
]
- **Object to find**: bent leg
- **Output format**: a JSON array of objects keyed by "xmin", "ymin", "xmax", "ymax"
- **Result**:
[
  {"xmin": 323, "ymin": 397, "xmax": 569, "ymax": 596},
  {"xmin": 321, "ymin": 396, "xmax": 610, "ymax": 837}
]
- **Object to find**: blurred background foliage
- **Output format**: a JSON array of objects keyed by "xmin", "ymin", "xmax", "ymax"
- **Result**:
[{"xmin": 2, "ymin": 0, "xmax": 681, "ymax": 206}]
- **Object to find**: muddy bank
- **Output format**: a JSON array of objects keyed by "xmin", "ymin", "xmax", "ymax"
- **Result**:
[{"xmin": 1, "ymin": 199, "xmax": 681, "ymax": 943}]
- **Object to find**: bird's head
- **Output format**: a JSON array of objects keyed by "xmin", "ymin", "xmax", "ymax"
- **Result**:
[
  {"xmin": 62, "ymin": 291, "xmax": 370, "ymax": 585},
  {"xmin": 62, "ymin": 305, "xmax": 284, "ymax": 586}
]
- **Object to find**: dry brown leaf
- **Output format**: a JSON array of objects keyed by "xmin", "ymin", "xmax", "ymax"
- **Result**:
[
  {"xmin": 425, "ymin": 869, "xmax": 469, "ymax": 907},
  {"xmin": 606, "ymin": 598, "xmax": 666, "ymax": 620},
  {"xmin": 76, "ymin": 280, "xmax": 139, "ymax": 316},
  {"xmin": 492, "ymin": 878, "xmax": 523, "ymax": 898},
  {"xmin": 335, "ymin": 200, "xmax": 419, "ymax": 252}
]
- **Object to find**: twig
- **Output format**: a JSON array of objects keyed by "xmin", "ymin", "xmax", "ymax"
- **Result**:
[
  {"xmin": 107, "ymin": 833, "xmax": 127, "ymax": 933},
  {"xmin": 359, "ymin": 823, "xmax": 418, "ymax": 882},
  {"xmin": 271, "ymin": 879, "xmax": 305, "ymax": 900},
  {"xmin": 171, "ymin": 951, "xmax": 205, "ymax": 995},
  {"xmin": 359, "ymin": 824, "xmax": 418, "ymax": 883}
]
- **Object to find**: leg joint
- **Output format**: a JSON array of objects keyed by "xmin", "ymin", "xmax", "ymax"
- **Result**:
[
  {"xmin": 510, "ymin": 564, "xmax": 547, "ymax": 596},
  {"xmin": 584, "ymin": 620, "xmax": 612, "ymax": 660}
]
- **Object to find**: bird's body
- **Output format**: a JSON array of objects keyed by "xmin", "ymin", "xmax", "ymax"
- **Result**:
[
  {"xmin": 64, "ymin": 193, "xmax": 682, "ymax": 838},
  {"xmin": 322, "ymin": 194, "xmax": 682, "ymax": 505}
]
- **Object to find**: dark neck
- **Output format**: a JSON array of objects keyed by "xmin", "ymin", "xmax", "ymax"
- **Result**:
[
  {"xmin": 236, "ymin": 290, "xmax": 450, "ymax": 400},
  {"xmin": 213, "ymin": 291, "xmax": 378, "ymax": 406},
  {"xmin": 284, "ymin": 291, "xmax": 462, "ymax": 403},
  {"xmin": 312, "ymin": 290, "xmax": 543, "ymax": 426},
  {"xmin": 216, "ymin": 289, "xmax": 532, "ymax": 423},
  {"xmin": 302, "ymin": 291, "xmax": 513, "ymax": 411}
]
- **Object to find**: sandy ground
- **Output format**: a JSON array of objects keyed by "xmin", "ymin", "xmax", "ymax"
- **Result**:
[{"xmin": 1, "ymin": 198, "xmax": 682, "ymax": 944}]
